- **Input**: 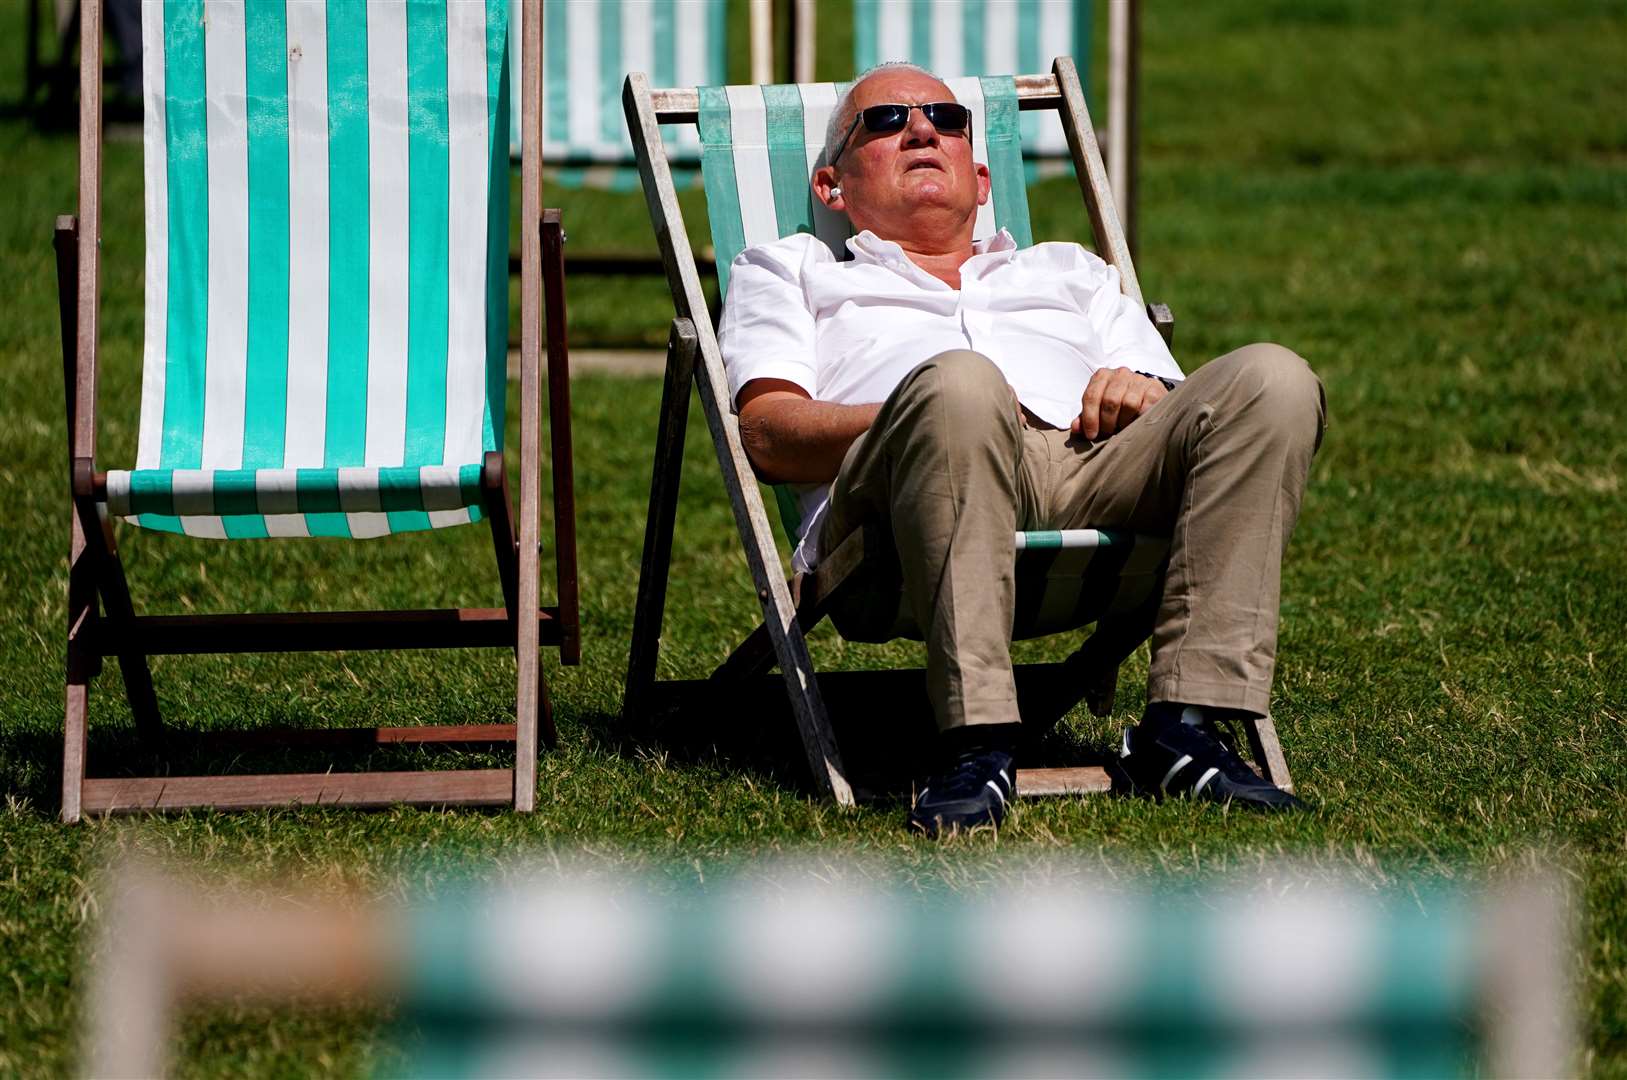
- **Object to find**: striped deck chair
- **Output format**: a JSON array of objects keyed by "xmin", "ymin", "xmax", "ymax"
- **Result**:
[
  {"xmin": 620, "ymin": 59, "xmax": 1294, "ymax": 807},
  {"xmin": 54, "ymin": 0, "xmax": 578, "ymax": 821},
  {"xmin": 507, "ymin": 0, "xmax": 769, "ymax": 188}
]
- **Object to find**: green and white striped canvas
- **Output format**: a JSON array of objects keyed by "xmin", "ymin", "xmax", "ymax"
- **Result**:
[
  {"xmin": 111, "ymin": 0, "xmax": 511, "ymax": 540},
  {"xmin": 508, "ymin": 0, "xmax": 724, "ymax": 187},
  {"xmin": 854, "ymin": 0, "xmax": 1091, "ymax": 160},
  {"xmin": 389, "ymin": 869, "xmax": 1495, "ymax": 1079}
]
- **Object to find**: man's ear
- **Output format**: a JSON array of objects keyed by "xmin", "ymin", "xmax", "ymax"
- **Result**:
[
  {"xmin": 975, "ymin": 161, "xmax": 992, "ymax": 207},
  {"xmin": 812, "ymin": 165, "xmax": 845, "ymax": 210}
]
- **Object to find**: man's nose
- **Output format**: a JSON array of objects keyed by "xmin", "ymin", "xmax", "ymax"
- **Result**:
[{"xmin": 900, "ymin": 107, "xmax": 939, "ymax": 147}]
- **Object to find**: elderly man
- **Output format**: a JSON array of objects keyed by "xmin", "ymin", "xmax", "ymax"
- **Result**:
[{"xmin": 718, "ymin": 63, "xmax": 1325, "ymax": 836}]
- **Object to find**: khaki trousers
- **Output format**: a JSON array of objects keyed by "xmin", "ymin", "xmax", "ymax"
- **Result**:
[{"xmin": 818, "ymin": 344, "xmax": 1327, "ymax": 731}]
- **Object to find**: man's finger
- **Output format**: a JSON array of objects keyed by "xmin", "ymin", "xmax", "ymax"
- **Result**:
[
  {"xmin": 1097, "ymin": 369, "xmax": 1134, "ymax": 436},
  {"xmin": 1078, "ymin": 369, "xmax": 1111, "ymax": 440}
]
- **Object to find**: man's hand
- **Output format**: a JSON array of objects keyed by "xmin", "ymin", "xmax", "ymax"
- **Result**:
[{"xmin": 1071, "ymin": 367, "xmax": 1170, "ymax": 442}]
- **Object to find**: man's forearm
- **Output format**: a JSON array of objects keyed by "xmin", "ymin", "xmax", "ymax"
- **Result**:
[{"xmin": 739, "ymin": 398, "xmax": 882, "ymax": 484}]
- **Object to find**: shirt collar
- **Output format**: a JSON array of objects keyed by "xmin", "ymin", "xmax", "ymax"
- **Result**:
[{"xmin": 845, "ymin": 227, "xmax": 1017, "ymax": 268}]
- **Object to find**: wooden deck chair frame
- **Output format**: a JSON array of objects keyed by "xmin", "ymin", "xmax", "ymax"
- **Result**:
[
  {"xmin": 620, "ymin": 58, "xmax": 1292, "ymax": 807},
  {"xmin": 54, "ymin": 0, "xmax": 577, "ymax": 822}
]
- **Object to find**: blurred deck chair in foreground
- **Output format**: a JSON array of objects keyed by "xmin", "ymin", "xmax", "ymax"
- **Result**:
[
  {"xmin": 88, "ymin": 859, "xmax": 1575, "ymax": 1078},
  {"xmin": 54, "ymin": 0, "xmax": 577, "ymax": 821},
  {"xmin": 618, "ymin": 59, "xmax": 1284, "ymax": 807}
]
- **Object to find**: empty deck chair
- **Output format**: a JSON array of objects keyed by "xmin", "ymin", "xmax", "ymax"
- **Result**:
[{"xmin": 54, "ymin": 0, "xmax": 577, "ymax": 820}]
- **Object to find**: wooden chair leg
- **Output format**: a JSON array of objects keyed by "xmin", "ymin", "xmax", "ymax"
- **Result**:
[
  {"xmin": 623, "ymin": 319, "xmax": 697, "ymax": 725},
  {"xmin": 62, "ymin": 507, "xmax": 99, "ymax": 824},
  {"xmin": 1246, "ymin": 714, "xmax": 1295, "ymax": 793}
]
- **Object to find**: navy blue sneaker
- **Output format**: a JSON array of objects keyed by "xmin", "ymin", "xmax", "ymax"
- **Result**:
[
  {"xmin": 907, "ymin": 749, "xmax": 1015, "ymax": 837},
  {"xmin": 1120, "ymin": 712, "xmax": 1305, "ymax": 811}
]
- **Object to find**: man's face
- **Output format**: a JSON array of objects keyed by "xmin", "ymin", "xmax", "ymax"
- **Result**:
[{"xmin": 818, "ymin": 69, "xmax": 991, "ymax": 244}]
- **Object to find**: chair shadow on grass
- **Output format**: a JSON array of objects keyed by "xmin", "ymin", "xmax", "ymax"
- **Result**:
[{"xmin": 587, "ymin": 671, "xmax": 1129, "ymax": 804}]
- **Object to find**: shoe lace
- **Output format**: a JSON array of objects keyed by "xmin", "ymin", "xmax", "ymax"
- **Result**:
[{"xmin": 933, "ymin": 750, "xmax": 1006, "ymax": 799}]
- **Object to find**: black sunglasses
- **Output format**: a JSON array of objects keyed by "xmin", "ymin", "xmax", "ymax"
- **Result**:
[{"xmin": 831, "ymin": 101, "xmax": 973, "ymax": 163}]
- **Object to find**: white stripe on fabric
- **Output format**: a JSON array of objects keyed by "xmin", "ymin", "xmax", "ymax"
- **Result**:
[
  {"xmin": 443, "ymin": 2, "xmax": 490, "ymax": 467},
  {"xmin": 364, "ymin": 2, "xmax": 410, "ymax": 466},
  {"xmin": 346, "ymin": 512, "xmax": 392, "ymax": 538},
  {"xmin": 1038, "ymin": 0, "xmax": 1070, "ymax": 70},
  {"xmin": 180, "ymin": 515, "xmax": 229, "ymax": 539},
  {"xmin": 136, "ymin": 2, "xmax": 168, "ymax": 470},
  {"xmin": 283, "ymin": 1, "xmax": 330, "ymax": 469},
  {"xmin": 418, "ymin": 466, "xmax": 467, "ymax": 511},
  {"xmin": 338, "ymin": 468, "xmax": 384, "ymax": 513},
  {"xmin": 797, "ymin": 83, "xmax": 848, "ymax": 258},
  {"xmin": 877, "ymin": 0, "xmax": 909, "ymax": 64},
  {"xmin": 200, "ymin": 0, "xmax": 250, "ymax": 470},
  {"xmin": 673, "ymin": 1, "xmax": 710, "ymax": 154},
  {"xmin": 1033, "ymin": 0, "xmax": 1071, "ymax": 153},
  {"xmin": 1192, "ymin": 767, "xmax": 1221, "ymax": 797},
  {"xmin": 254, "ymin": 469, "xmax": 301, "ymax": 516},
  {"xmin": 945, "ymin": 76, "xmax": 996, "ymax": 240},
  {"xmin": 1160, "ymin": 753, "xmax": 1194, "ymax": 794},
  {"xmin": 565, "ymin": 0, "xmax": 600, "ymax": 152},
  {"xmin": 508, "ymin": 0, "xmax": 523, "ymax": 157},
  {"xmin": 428, "ymin": 508, "xmax": 474, "ymax": 529},
  {"xmin": 171, "ymin": 470, "xmax": 216, "ymax": 517},
  {"xmin": 984, "ymin": 779, "xmax": 1008, "ymax": 808},
  {"xmin": 726, "ymin": 86, "xmax": 778, "ymax": 250},
  {"xmin": 263, "ymin": 514, "xmax": 311, "ymax": 538},
  {"xmin": 620, "ymin": 0, "xmax": 653, "ymax": 100},
  {"xmin": 105, "ymin": 472, "xmax": 132, "ymax": 517},
  {"xmin": 984, "ymin": 1, "xmax": 1019, "ymax": 81},
  {"xmin": 931, "ymin": 0, "xmax": 961, "ymax": 73}
]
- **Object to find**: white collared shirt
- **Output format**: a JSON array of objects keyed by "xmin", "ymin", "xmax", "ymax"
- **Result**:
[{"xmin": 719, "ymin": 228, "xmax": 1183, "ymax": 571}]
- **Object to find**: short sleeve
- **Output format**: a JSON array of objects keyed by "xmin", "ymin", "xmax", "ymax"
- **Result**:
[{"xmin": 718, "ymin": 235, "xmax": 827, "ymax": 409}]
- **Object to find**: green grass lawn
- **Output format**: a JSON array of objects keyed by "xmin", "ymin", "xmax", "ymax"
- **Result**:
[{"xmin": 2, "ymin": 0, "xmax": 1625, "ymax": 1075}]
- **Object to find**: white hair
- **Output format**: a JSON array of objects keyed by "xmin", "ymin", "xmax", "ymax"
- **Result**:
[{"xmin": 822, "ymin": 61, "xmax": 946, "ymax": 166}]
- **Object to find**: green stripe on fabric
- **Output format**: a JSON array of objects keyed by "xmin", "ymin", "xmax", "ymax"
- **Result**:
[
  {"xmin": 459, "ymin": 463, "xmax": 484, "ymax": 507},
  {"xmin": 159, "ymin": 1, "xmax": 209, "ymax": 469},
  {"xmin": 211, "ymin": 471, "xmax": 261, "ymax": 516},
  {"xmin": 1020, "ymin": 530, "xmax": 1063, "ymax": 550},
  {"xmin": 543, "ymin": 0, "xmax": 568, "ymax": 144},
  {"xmin": 483, "ymin": 0, "xmax": 509, "ymax": 454},
  {"xmin": 1018, "ymin": 0, "xmax": 1042, "ymax": 71},
  {"xmin": 854, "ymin": 0, "xmax": 878, "ymax": 71},
  {"xmin": 324, "ymin": 0, "xmax": 369, "ymax": 468},
  {"xmin": 706, "ymin": 0, "xmax": 726, "ymax": 83},
  {"xmin": 909, "ymin": 0, "xmax": 932, "ymax": 64},
  {"xmin": 697, "ymin": 86, "xmax": 746, "ymax": 294},
  {"xmin": 651, "ymin": 0, "xmax": 676, "ymax": 89},
  {"xmin": 387, "ymin": 510, "xmax": 432, "ymax": 533},
  {"xmin": 222, "ymin": 515, "xmax": 270, "ymax": 539},
  {"xmin": 304, "ymin": 512, "xmax": 352, "ymax": 537},
  {"xmin": 404, "ymin": 4, "xmax": 451, "ymax": 465},
  {"xmin": 598, "ymin": 0, "xmax": 622, "ymax": 145},
  {"xmin": 979, "ymin": 76, "xmax": 1033, "ymax": 247},
  {"xmin": 761, "ymin": 85, "xmax": 813, "ymax": 238},
  {"xmin": 136, "ymin": 514, "xmax": 188, "ymax": 535},
  {"xmin": 130, "ymin": 471, "xmax": 176, "ymax": 517},
  {"xmin": 241, "ymin": 2, "xmax": 291, "ymax": 468},
  {"xmin": 379, "ymin": 468, "xmax": 428, "ymax": 512},
  {"xmin": 296, "ymin": 469, "xmax": 344, "ymax": 513},
  {"xmin": 962, "ymin": 0, "xmax": 986, "ymax": 74}
]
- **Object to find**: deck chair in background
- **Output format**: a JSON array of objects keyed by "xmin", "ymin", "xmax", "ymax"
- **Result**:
[
  {"xmin": 787, "ymin": 0, "xmax": 1145, "ymax": 252},
  {"xmin": 502, "ymin": 0, "xmax": 773, "ymax": 322},
  {"xmin": 620, "ymin": 59, "xmax": 1294, "ymax": 806},
  {"xmin": 55, "ymin": 0, "xmax": 577, "ymax": 821}
]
